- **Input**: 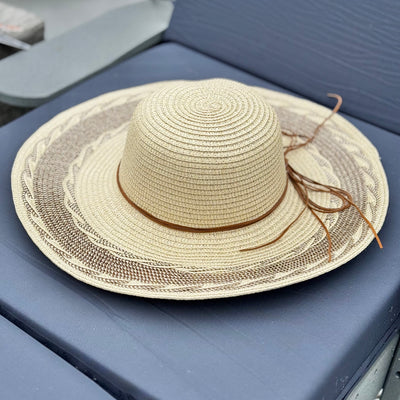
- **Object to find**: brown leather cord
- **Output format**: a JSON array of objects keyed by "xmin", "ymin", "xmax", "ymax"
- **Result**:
[
  {"xmin": 116, "ymin": 164, "xmax": 289, "ymax": 233},
  {"xmin": 117, "ymin": 94, "xmax": 382, "ymax": 261},
  {"xmin": 241, "ymin": 94, "xmax": 383, "ymax": 260}
]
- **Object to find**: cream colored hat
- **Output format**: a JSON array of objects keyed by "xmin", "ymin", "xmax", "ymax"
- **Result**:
[{"xmin": 12, "ymin": 79, "xmax": 388, "ymax": 299}]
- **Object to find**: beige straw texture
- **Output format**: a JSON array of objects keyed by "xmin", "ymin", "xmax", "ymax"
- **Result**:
[
  {"xmin": 119, "ymin": 80, "xmax": 286, "ymax": 228},
  {"xmin": 11, "ymin": 79, "xmax": 389, "ymax": 299}
]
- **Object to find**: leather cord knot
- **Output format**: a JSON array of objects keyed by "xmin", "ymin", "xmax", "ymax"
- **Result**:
[
  {"xmin": 241, "ymin": 94, "xmax": 382, "ymax": 260},
  {"xmin": 117, "ymin": 93, "xmax": 382, "ymax": 261}
]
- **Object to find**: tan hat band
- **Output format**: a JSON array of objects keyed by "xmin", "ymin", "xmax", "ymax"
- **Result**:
[
  {"xmin": 116, "ymin": 163, "xmax": 289, "ymax": 233},
  {"xmin": 116, "ymin": 93, "xmax": 382, "ymax": 261}
]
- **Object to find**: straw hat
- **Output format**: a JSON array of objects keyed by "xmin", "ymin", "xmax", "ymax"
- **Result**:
[{"xmin": 12, "ymin": 79, "xmax": 388, "ymax": 299}]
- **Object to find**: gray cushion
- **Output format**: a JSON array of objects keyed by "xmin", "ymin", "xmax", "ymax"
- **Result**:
[
  {"xmin": 1, "ymin": 43, "xmax": 399, "ymax": 400},
  {"xmin": 165, "ymin": 0, "xmax": 400, "ymax": 134},
  {"xmin": 0, "ymin": 316, "xmax": 113, "ymax": 400},
  {"xmin": 0, "ymin": 1, "xmax": 172, "ymax": 107}
]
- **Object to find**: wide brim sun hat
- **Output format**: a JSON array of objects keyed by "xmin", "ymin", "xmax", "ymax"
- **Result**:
[{"xmin": 12, "ymin": 79, "xmax": 388, "ymax": 300}]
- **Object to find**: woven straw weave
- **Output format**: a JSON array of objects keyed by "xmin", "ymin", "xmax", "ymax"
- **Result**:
[
  {"xmin": 119, "ymin": 80, "xmax": 286, "ymax": 228},
  {"xmin": 11, "ymin": 79, "xmax": 388, "ymax": 299}
]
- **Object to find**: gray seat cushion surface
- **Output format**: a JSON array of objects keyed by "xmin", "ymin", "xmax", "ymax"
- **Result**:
[
  {"xmin": 0, "ymin": 43, "xmax": 399, "ymax": 400},
  {"xmin": 0, "ymin": 316, "xmax": 113, "ymax": 400}
]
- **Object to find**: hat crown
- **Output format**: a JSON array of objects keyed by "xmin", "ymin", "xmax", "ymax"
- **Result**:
[{"xmin": 119, "ymin": 79, "xmax": 287, "ymax": 228}]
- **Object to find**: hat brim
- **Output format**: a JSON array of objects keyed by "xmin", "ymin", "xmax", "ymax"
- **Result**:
[{"xmin": 11, "ymin": 81, "xmax": 389, "ymax": 299}]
